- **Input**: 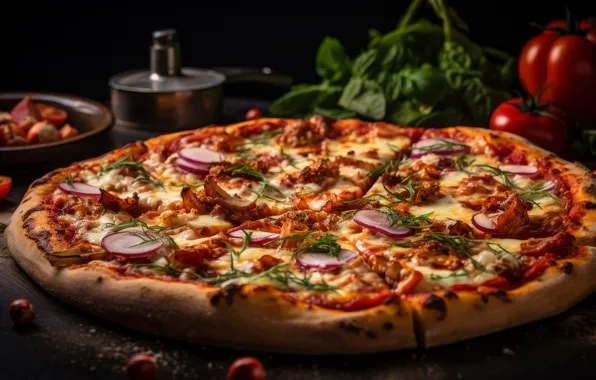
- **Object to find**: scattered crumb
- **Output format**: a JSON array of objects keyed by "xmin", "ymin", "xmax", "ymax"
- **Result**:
[{"xmin": 503, "ymin": 347, "xmax": 515, "ymax": 355}]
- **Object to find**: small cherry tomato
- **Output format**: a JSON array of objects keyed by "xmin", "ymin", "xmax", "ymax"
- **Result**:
[
  {"xmin": 59, "ymin": 124, "xmax": 79, "ymax": 139},
  {"xmin": 126, "ymin": 353, "xmax": 157, "ymax": 380},
  {"xmin": 245, "ymin": 108, "xmax": 263, "ymax": 120},
  {"xmin": 8, "ymin": 299, "xmax": 35, "ymax": 325},
  {"xmin": 489, "ymin": 95, "xmax": 567, "ymax": 154},
  {"xmin": 227, "ymin": 357, "xmax": 266, "ymax": 380},
  {"xmin": 0, "ymin": 175, "xmax": 12, "ymax": 201},
  {"xmin": 36, "ymin": 103, "xmax": 68, "ymax": 127}
]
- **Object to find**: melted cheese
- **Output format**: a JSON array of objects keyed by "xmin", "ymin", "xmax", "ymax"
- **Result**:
[
  {"xmin": 187, "ymin": 214, "xmax": 233, "ymax": 231},
  {"xmin": 410, "ymin": 195, "xmax": 474, "ymax": 223}
]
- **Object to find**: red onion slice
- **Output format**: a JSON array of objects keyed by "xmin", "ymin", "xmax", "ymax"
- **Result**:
[
  {"xmin": 175, "ymin": 158, "xmax": 210, "ymax": 175},
  {"xmin": 540, "ymin": 180, "xmax": 556, "ymax": 192},
  {"xmin": 101, "ymin": 231, "xmax": 163, "ymax": 258},
  {"xmin": 499, "ymin": 164, "xmax": 538, "ymax": 176},
  {"xmin": 296, "ymin": 249, "xmax": 359, "ymax": 272},
  {"xmin": 471, "ymin": 213, "xmax": 498, "ymax": 234},
  {"xmin": 178, "ymin": 147, "xmax": 224, "ymax": 165},
  {"xmin": 410, "ymin": 138, "xmax": 467, "ymax": 159},
  {"xmin": 228, "ymin": 229, "xmax": 280, "ymax": 244},
  {"xmin": 58, "ymin": 182, "xmax": 101, "ymax": 200},
  {"xmin": 352, "ymin": 209, "xmax": 414, "ymax": 238}
]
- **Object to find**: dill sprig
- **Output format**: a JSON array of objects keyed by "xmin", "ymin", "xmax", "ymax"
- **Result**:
[
  {"xmin": 206, "ymin": 258, "xmax": 337, "ymax": 291},
  {"xmin": 267, "ymin": 230, "xmax": 322, "ymax": 245},
  {"xmin": 367, "ymin": 160, "xmax": 401, "ymax": 177},
  {"xmin": 485, "ymin": 242, "xmax": 514, "ymax": 259},
  {"xmin": 379, "ymin": 207, "xmax": 434, "ymax": 229},
  {"xmin": 168, "ymin": 180, "xmax": 205, "ymax": 189},
  {"xmin": 414, "ymin": 138, "xmax": 467, "ymax": 153},
  {"xmin": 279, "ymin": 148, "xmax": 298, "ymax": 168},
  {"xmin": 473, "ymin": 164, "xmax": 557, "ymax": 208},
  {"xmin": 454, "ymin": 154, "xmax": 475, "ymax": 175},
  {"xmin": 105, "ymin": 219, "xmax": 185, "ymax": 249},
  {"xmin": 225, "ymin": 163, "xmax": 286, "ymax": 201},
  {"xmin": 239, "ymin": 129, "xmax": 283, "ymax": 147},
  {"xmin": 64, "ymin": 175, "xmax": 74, "ymax": 186},
  {"xmin": 296, "ymin": 232, "xmax": 342, "ymax": 258},
  {"xmin": 225, "ymin": 230, "xmax": 252, "ymax": 258},
  {"xmin": 97, "ymin": 156, "xmax": 164, "ymax": 189},
  {"xmin": 422, "ymin": 232, "xmax": 485, "ymax": 271}
]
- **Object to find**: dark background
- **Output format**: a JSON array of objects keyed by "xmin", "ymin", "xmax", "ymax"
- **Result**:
[{"xmin": 2, "ymin": 2, "xmax": 595, "ymax": 104}]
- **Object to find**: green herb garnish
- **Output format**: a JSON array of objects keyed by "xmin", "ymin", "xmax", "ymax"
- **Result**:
[
  {"xmin": 454, "ymin": 154, "xmax": 475, "ymax": 175},
  {"xmin": 225, "ymin": 230, "xmax": 253, "ymax": 258},
  {"xmin": 0, "ymin": 223, "xmax": 7, "ymax": 233},
  {"xmin": 279, "ymin": 148, "xmax": 298, "ymax": 168},
  {"xmin": 239, "ymin": 129, "xmax": 283, "ymax": 147},
  {"xmin": 367, "ymin": 160, "xmax": 401, "ymax": 177},
  {"xmin": 97, "ymin": 156, "xmax": 164, "ymax": 189},
  {"xmin": 168, "ymin": 180, "xmax": 205, "ymax": 189},
  {"xmin": 225, "ymin": 163, "xmax": 285, "ymax": 202},
  {"xmin": 296, "ymin": 233, "xmax": 342, "ymax": 258},
  {"xmin": 106, "ymin": 219, "xmax": 185, "ymax": 249},
  {"xmin": 379, "ymin": 207, "xmax": 434, "ymax": 229},
  {"xmin": 414, "ymin": 139, "xmax": 467, "ymax": 154},
  {"xmin": 206, "ymin": 256, "xmax": 337, "ymax": 291},
  {"xmin": 64, "ymin": 176, "xmax": 74, "ymax": 186},
  {"xmin": 485, "ymin": 242, "xmax": 514, "ymax": 259}
]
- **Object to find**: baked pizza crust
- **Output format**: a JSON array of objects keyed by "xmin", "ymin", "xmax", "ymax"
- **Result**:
[
  {"xmin": 5, "ymin": 184, "xmax": 417, "ymax": 355},
  {"xmin": 409, "ymin": 246, "xmax": 596, "ymax": 347},
  {"xmin": 5, "ymin": 120, "xmax": 596, "ymax": 354}
]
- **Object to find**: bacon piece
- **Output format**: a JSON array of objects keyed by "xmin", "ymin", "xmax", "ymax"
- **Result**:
[
  {"xmin": 428, "ymin": 220, "xmax": 478, "ymax": 238},
  {"xmin": 275, "ymin": 119, "xmax": 329, "ymax": 148},
  {"xmin": 481, "ymin": 193, "xmax": 531, "ymax": 237},
  {"xmin": 456, "ymin": 174, "xmax": 507, "ymax": 196},
  {"xmin": 173, "ymin": 246, "xmax": 227, "ymax": 267},
  {"xmin": 520, "ymin": 231, "xmax": 575, "ymax": 257},
  {"xmin": 99, "ymin": 189, "xmax": 145, "ymax": 217},
  {"xmin": 280, "ymin": 158, "xmax": 339, "ymax": 186},
  {"xmin": 254, "ymin": 255, "xmax": 283, "ymax": 272},
  {"xmin": 180, "ymin": 187, "xmax": 209, "ymax": 213}
]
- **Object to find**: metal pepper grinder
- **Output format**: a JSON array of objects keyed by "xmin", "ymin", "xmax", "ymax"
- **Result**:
[{"xmin": 108, "ymin": 29, "xmax": 291, "ymax": 131}]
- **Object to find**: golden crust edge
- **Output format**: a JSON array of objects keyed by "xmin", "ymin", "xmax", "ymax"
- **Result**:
[
  {"xmin": 409, "ymin": 246, "xmax": 596, "ymax": 348},
  {"xmin": 5, "ymin": 185, "xmax": 417, "ymax": 355}
]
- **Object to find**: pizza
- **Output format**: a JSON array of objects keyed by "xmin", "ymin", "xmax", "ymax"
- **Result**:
[{"xmin": 5, "ymin": 116, "xmax": 596, "ymax": 354}]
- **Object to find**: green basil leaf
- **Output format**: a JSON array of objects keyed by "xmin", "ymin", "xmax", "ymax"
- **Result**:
[
  {"xmin": 385, "ymin": 101, "xmax": 421, "ymax": 125},
  {"xmin": 270, "ymin": 85, "xmax": 324, "ymax": 116},
  {"xmin": 313, "ymin": 107, "xmax": 357, "ymax": 119},
  {"xmin": 412, "ymin": 108, "xmax": 463, "ymax": 128},
  {"xmin": 398, "ymin": 65, "xmax": 452, "ymax": 107},
  {"xmin": 352, "ymin": 50, "xmax": 379, "ymax": 78},
  {"xmin": 384, "ymin": 73, "xmax": 403, "ymax": 101},
  {"xmin": 316, "ymin": 37, "xmax": 351, "ymax": 84},
  {"xmin": 338, "ymin": 78, "xmax": 386, "ymax": 120}
]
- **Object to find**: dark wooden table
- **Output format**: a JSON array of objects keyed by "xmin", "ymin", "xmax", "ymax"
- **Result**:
[{"xmin": 2, "ymin": 98, "xmax": 596, "ymax": 380}]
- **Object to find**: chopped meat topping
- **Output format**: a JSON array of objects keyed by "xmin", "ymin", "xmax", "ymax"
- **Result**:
[
  {"xmin": 275, "ymin": 119, "xmax": 329, "ymax": 148},
  {"xmin": 281, "ymin": 158, "xmax": 339, "ymax": 186}
]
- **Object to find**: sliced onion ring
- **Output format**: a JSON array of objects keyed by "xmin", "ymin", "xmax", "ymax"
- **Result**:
[
  {"xmin": 539, "ymin": 180, "xmax": 556, "ymax": 192},
  {"xmin": 410, "ymin": 138, "xmax": 467, "ymax": 159},
  {"xmin": 58, "ymin": 182, "xmax": 101, "ymax": 200},
  {"xmin": 175, "ymin": 157, "xmax": 210, "ymax": 175},
  {"xmin": 228, "ymin": 229, "xmax": 280, "ymax": 244},
  {"xmin": 178, "ymin": 147, "xmax": 224, "ymax": 165},
  {"xmin": 296, "ymin": 249, "xmax": 359, "ymax": 272},
  {"xmin": 353, "ymin": 209, "xmax": 414, "ymax": 238},
  {"xmin": 471, "ymin": 213, "xmax": 498, "ymax": 234},
  {"xmin": 101, "ymin": 231, "xmax": 163, "ymax": 258},
  {"xmin": 499, "ymin": 164, "xmax": 538, "ymax": 176}
]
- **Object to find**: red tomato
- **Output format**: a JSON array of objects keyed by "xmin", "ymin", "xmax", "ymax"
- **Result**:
[
  {"xmin": 245, "ymin": 108, "xmax": 263, "ymax": 120},
  {"xmin": 518, "ymin": 15, "xmax": 596, "ymax": 124},
  {"xmin": 489, "ymin": 98, "xmax": 567, "ymax": 154},
  {"xmin": 36, "ymin": 103, "xmax": 68, "ymax": 127},
  {"xmin": 0, "ymin": 176, "xmax": 12, "ymax": 201}
]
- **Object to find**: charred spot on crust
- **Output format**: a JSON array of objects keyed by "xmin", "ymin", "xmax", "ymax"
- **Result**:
[
  {"xmin": 22, "ymin": 205, "xmax": 44, "ymax": 221},
  {"xmin": 339, "ymin": 321, "xmax": 362, "ymax": 335},
  {"xmin": 558, "ymin": 262, "xmax": 573, "ymax": 274},
  {"xmin": 209, "ymin": 284, "xmax": 243, "ymax": 307},
  {"xmin": 421, "ymin": 294, "xmax": 447, "ymax": 321},
  {"xmin": 382, "ymin": 321, "xmax": 393, "ymax": 331},
  {"xmin": 582, "ymin": 201, "xmax": 596, "ymax": 209},
  {"xmin": 28, "ymin": 230, "xmax": 52, "ymax": 253},
  {"xmin": 443, "ymin": 290, "xmax": 458, "ymax": 300},
  {"xmin": 97, "ymin": 276, "xmax": 103, "ymax": 283},
  {"xmin": 30, "ymin": 177, "xmax": 48, "ymax": 187},
  {"xmin": 366, "ymin": 330, "xmax": 377, "ymax": 339},
  {"xmin": 22, "ymin": 197, "xmax": 31, "ymax": 203},
  {"xmin": 478, "ymin": 287, "xmax": 510, "ymax": 303}
]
